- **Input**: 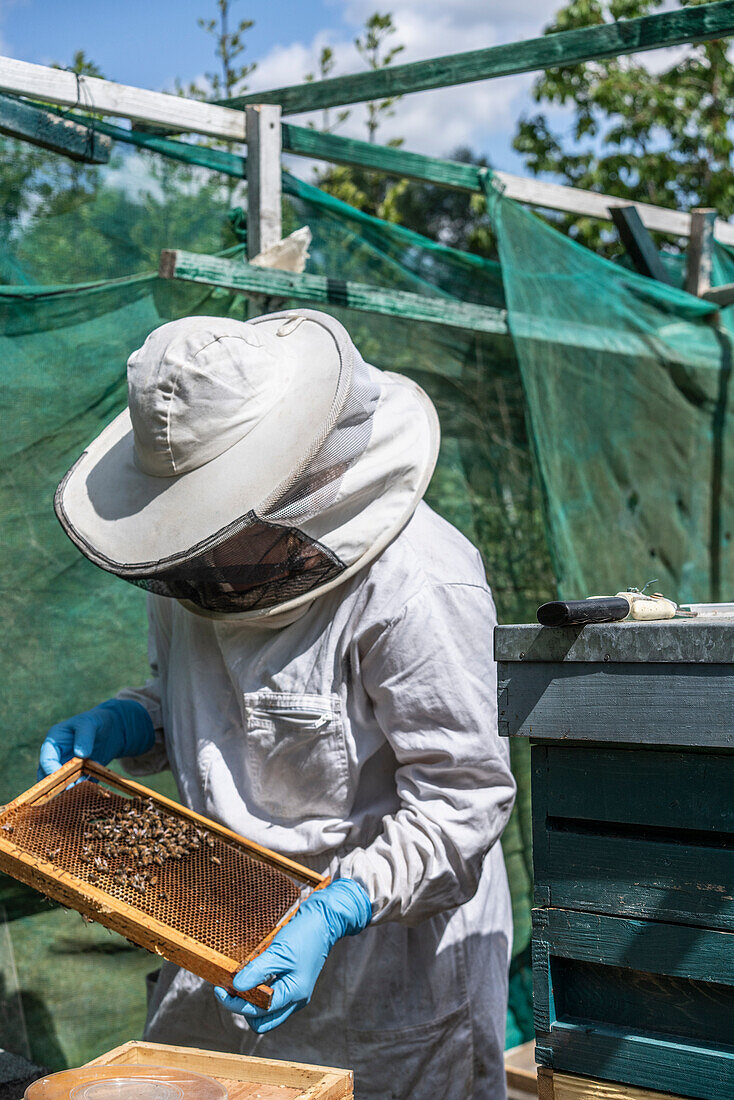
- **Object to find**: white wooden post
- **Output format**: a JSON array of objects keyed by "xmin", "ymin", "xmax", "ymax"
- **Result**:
[
  {"xmin": 245, "ymin": 104, "xmax": 282, "ymax": 261},
  {"xmin": 685, "ymin": 208, "xmax": 716, "ymax": 296}
]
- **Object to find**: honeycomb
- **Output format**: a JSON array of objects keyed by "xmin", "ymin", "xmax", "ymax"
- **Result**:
[{"xmin": 1, "ymin": 779, "xmax": 302, "ymax": 962}]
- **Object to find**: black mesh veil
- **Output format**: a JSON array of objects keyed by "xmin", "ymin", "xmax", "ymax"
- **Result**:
[{"xmin": 128, "ymin": 513, "xmax": 345, "ymax": 613}]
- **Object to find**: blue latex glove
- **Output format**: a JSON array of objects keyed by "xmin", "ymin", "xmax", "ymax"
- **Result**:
[
  {"xmin": 215, "ymin": 878, "xmax": 371, "ymax": 1033},
  {"xmin": 38, "ymin": 699, "xmax": 155, "ymax": 780}
]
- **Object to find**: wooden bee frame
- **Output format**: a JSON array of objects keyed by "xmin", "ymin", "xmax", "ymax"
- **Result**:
[{"xmin": 0, "ymin": 758, "xmax": 328, "ymax": 1009}]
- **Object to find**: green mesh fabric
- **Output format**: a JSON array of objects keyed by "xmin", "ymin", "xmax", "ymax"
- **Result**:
[
  {"xmin": 4, "ymin": 132, "xmax": 731, "ymax": 1067},
  {"xmin": 487, "ymin": 178, "xmax": 733, "ymax": 603},
  {"xmin": 0, "ymin": 141, "xmax": 543, "ymax": 1065}
]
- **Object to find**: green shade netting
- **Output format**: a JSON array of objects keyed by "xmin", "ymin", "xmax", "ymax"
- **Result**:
[
  {"xmin": 4, "ymin": 134, "xmax": 732, "ymax": 1066},
  {"xmin": 0, "ymin": 143, "xmax": 541, "ymax": 1065},
  {"xmin": 487, "ymin": 180, "xmax": 734, "ymax": 603}
]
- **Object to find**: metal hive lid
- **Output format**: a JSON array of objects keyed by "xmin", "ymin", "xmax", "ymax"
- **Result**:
[{"xmin": 495, "ymin": 603, "xmax": 734, "ymax": 664}]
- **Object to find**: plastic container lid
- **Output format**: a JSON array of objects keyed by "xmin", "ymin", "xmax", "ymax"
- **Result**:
[{"xmin": 25, "ymin": 1066, "xmax": 228, "ymax": 1100}]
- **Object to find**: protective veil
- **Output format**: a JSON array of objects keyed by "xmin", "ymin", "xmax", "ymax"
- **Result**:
[{"xmin": 54, "ymin": 311, "xmax": 516, "ymax": 1099}]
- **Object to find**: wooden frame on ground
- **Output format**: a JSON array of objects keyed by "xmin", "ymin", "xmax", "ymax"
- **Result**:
[{"xmin": 87, "ymin": 1041, "xmax": 354, "ymax": 1100}]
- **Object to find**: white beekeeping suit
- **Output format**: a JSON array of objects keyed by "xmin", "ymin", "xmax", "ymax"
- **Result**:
[{"xmin": 51, "ymin": 310, "xmax": 516, "ymax": 1100}]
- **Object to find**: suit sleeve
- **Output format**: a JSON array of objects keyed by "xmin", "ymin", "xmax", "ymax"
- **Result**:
[
  {"xmin": 334, "ymin": 581, "xmax": 515, "ymax": 924},
  {"xmin": 117, "ymin": 594, "xmax": 171, "ymax": 776}
]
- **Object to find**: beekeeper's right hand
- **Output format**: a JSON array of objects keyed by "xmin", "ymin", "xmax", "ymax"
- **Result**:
[{"xmin": 38, "ymin": 699, "xmax": 155, "ymax": 779}]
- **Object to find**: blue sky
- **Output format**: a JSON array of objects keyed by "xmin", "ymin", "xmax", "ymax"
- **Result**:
[
  {"xmin": 0, "ymin": 0, "xmax": 568, "ymax": 175},
  {"xmin": 0, "ymin": 0, "xmax": 337, "ymax": 91}
]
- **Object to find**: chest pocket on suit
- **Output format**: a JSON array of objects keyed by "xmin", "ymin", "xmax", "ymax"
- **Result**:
[{"xmin": 242, "ymin": 691, "xmax": 349, "ymax": 821}]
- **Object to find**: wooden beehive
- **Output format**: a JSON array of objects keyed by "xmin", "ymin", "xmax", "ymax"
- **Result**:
[
  {"xmin": 0, "ymin": 757, "xmax": 328, "ymax": 1008},
  {"xmin": 497, "ymin": 612, "xmax": 734, "ymax": 1100},
  {"xmin": 86, "ymin": 1041, "xmax": 354, "ymax": 1099}
]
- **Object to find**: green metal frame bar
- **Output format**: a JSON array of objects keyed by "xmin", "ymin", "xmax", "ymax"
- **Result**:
[
  {"xmin": 159, "ymin": 249, "xmax": 509, "ymax": 334},
  {"xmin": 281, "ymin": 123, "xmax": 482, "ymax": 191},
  {"xmin": 218, "ymin": 1, "xmax": 734, "ymax": 115}
]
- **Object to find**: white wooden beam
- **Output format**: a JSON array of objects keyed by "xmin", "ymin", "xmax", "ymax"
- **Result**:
[
  {"xmin": 494, "ymin": 170, "xmax": 734, "ymax": 246},
  {"xmin": 0, "ymin": 55, "xmax": 247, "ymax": 142},
  {"xmin": 245, "ymin": 104, "xmax": 282, "ymax": 259}
]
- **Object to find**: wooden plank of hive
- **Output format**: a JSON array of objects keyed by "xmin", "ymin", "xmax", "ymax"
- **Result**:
[
  {"xmin": 529, "ymin": 742, "xmax": 734, "ymax": 929},
  {"xmin": 538, "ymin": 1067, "xmax": 690, "ymax": 1100},
  {"xmin": 532, "ymin": 909, "xmax": 734, "ymax": 1097},
  {"xmin": 87, "ymin": 1041, "xmax": 354, "ymax": 1100}
]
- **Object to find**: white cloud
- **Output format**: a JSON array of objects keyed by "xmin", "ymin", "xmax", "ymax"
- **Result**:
[{"xmin": 248, "ymin": 0, "xmax": 561, "ymax": 171}]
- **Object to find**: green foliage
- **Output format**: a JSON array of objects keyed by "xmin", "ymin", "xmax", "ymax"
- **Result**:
[
  {"xmin": 355, "ymin": 12, "xmax": 405, "ymax": 143},
  {"xmin": 387, "ymin": 148, "xmax": 496, "ymax": 258},
  {"xmin": 0, "ymin": 53, "xmax": 109, "ymax": 280},
  {"xmin": 305, "ymin": 47, "xmax": 351, "ymax": 134},
  {"xmin": 183, "ymin": 0, "xmax": 256, "ymax": 102},
  {"xmin": 309, "ymin": 12, "xmax": 407, "ymax": 218},
  {"xmin": 309, "ymin": 18, "xmax": 494, "ymax": 256},
  {"xmin": 172, "ymin": 0, "xmax": 257, "ymax": 203},
  {"xmin": 61, "ymin": 50, "xmax": 105, "ymax": 79},
  {"xmin": 513, "ymin": 0, "xmax": 734, "ymax": 254}
]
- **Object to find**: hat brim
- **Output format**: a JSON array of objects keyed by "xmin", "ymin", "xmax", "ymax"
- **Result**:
[
  {"xmin": 55, "ymin": 312, "xmax": 349, "ymax": 569},
  {"xmin": 180, "ymin": 371, "xmax": 441, "ymax": 622}
]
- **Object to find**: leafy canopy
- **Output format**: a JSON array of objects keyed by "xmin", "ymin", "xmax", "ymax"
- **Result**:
[{"xmin": 513, "ymin": 0, "xmax": 734, "ymax": 253}]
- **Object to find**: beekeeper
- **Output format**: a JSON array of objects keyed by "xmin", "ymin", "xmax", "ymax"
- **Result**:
[{"xmin": 40, "ymin": 310, "xmax": 515, "ymax": 1100}]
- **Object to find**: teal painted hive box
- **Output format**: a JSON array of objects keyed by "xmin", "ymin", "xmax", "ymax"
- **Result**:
[{"xmin": 495, "ymin": 610, "xmax": 734, "ymax": 1100}]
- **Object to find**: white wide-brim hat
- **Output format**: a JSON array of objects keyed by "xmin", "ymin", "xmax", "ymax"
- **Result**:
[{"xmin": 55, "ymin": 308, "xmax": 440, "ymax": 620}]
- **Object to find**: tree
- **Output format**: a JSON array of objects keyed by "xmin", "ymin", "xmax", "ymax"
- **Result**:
[
  {"xmin": 0, "ymin": 51, "xmax": 107, "ymax": 280},
  {"xmin": 355, "ymin": 13, "xmax": 405, "ymax": 144},
  {"xmin": 307, "ymin": 15, "xmax": 495, "ymax": 255},
  {"xmin": 513, "ymin": 0, "xmax": 734, "ymax": 255},
  {"xmin": 183, "ymin": 0, "xmax": 256, "ymax": 103},
  {"xmin": 388, "ymin": 147, "xmax": 495, "ymax": 258},
  {"xmin": 305, "ymin": 47, "xmax": 351, "ymax": 134},
  {"xmin": 175, "ymin": 0, "xmax": 257, "ymax": 207},
  {"xmin": 310, "ymin": 13, "xmax": 408, "ymax": 219}
]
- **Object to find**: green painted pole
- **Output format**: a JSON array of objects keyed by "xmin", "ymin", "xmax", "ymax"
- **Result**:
[
  {"xmin": 0, "ymin": 93, "xmax": 111, "ymax": 163},
  {"xmin": 219, "ymin": 1, "xmax": 734, "ymax": 115},
  {"xmin": 159, "ymin": 249, "xmax": 509, "ymax": 335}
]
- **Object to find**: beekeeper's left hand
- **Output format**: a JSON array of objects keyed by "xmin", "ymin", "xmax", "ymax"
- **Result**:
[
  {"xmin": 39, "ymin": 698, "xmax": 155, "ymax": 779},
  {"xmin": 214, "ymin": 878, "xmax": 371, "ymax": 1033}
]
